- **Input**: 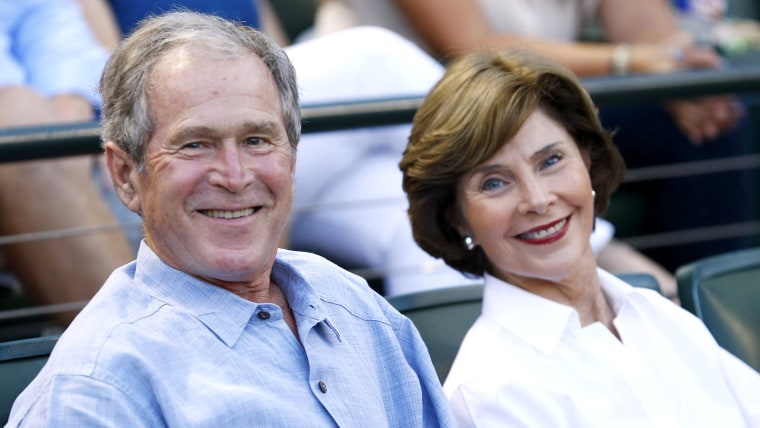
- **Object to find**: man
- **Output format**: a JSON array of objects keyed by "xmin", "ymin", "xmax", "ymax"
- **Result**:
[{"xmin": 6, "ymin": 11, "xmax": 453, "ymax": 427}]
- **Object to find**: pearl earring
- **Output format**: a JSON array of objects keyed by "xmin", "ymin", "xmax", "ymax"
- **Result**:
[
  {"xmin": 592, "ymin": 190, "xmax": 596, "ymax": 199},
  {"xmin": 464, "ymin": 236, "xmax": 476, "ymax": 251}
]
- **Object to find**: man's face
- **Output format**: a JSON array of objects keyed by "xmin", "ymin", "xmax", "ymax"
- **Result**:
[{"xmin": 117, "ymin": 50, "xmax": 295, "ymax": 288}]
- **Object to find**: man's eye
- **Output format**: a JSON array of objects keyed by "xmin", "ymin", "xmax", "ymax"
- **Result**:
[
  {"xmin": 245, "ymin": 137, "xmax": 263, "ymax": 146},
  {"xmin": 182, "ymin": 142, "xmax": 203, "ymax": 149}
]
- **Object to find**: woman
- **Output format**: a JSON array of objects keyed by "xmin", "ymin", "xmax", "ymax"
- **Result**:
[
  {"xmin": 318, "ymin": 0, "xmax": 756, "ymax": 291},
  {"xmin": 399, "ymin": 48, "xmax": 760, "ymax": 427}
]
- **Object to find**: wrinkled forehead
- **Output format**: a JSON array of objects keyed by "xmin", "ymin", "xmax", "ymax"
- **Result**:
[
  {"xmin": 150, "ymin": 45, "xmax": 253, "ymax": 80},
  {"xmin": 147, "ymin": 47, "xmax": 277, "ymax": 108}
]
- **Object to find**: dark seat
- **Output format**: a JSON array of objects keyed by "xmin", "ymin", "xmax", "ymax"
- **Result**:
[
  {"xmin": 677, "ymin": 246, "xmax": 760, "ymax": 372},
  {"xmin": 0, "ymin": 335, "xmax": 58, "ymax": 423},
  {"xmin": 388, "ymin": 283, "xmax": 484, "ymax": 382},
  {"xmin": 388, "ymin": 272, "xmax": 661, "ymax": 382}
]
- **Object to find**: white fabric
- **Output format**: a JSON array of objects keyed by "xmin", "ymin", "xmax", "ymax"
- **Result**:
[
  {"xmin": 334, "ymin": 0, "xmax": 599, "ymax": 53},
  {"xmin": 331, "ymin": 0, "xmax": 435, "ymax": 53},
  {"xmin": 286, "ymin": 26, "xmax": 614, "ymax": 296},
  {"xmin": 286, "ymin": 27, "xmax": 473, "ymax": 294},
  {"xmin": 444, "ymin": 269, "xmax": 760, "ymax": 427},
  {"xmin": 475, "ymin": 0, "xmax": 599, "ymax": 40},
  {"xmin": 590, "ymin": 216, "xmax": 614, "ymax": 256}
]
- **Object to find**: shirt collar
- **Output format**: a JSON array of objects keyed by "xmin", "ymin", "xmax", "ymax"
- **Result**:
[
  {"xmin": 132, "ymin": 243, "xmax": 335, "ymax": 347},
  {"xmin": 596, "ymin": 268, "xmax": 639, "ymax": 313},
  {"xmin": 271, "ymin": 250, "xmax": 342, "ymax": 341},
  {"xmin": 480, "ymin": 268, "xmax": 635, "ymax": 356}
]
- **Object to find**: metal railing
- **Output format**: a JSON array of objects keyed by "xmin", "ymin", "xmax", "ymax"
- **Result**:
[
  {"xmin": 3, "ymin": 63, "xmax": 760, "ymax": 163},
  {"xmin": 2, "ymin": 61, "xmax": 760, "ymax": 329}
]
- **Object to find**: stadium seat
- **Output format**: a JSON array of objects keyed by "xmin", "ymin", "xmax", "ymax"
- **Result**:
[
  {"xmin": 0, "ymin": 335, "xmax": 58, "ymax": 423},
  {"xmin": 677, "ymin": 246, "xmax": 760, "ymax": 372}
]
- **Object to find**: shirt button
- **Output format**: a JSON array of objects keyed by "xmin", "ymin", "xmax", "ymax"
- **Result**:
[
  {"xmin": 257, "ymin": 311, "xmax": 270, "ymax": 320},
  {"xmin": 318, "ymin": 381, "xmax": 327, "ymax": 393}
]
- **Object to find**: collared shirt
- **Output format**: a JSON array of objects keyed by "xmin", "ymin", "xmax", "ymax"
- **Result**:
[
  {"xmin": 7, "ymin": 243, "xmax": 454, "ymax": 427},
  {"xmin": 0, "ymin": 0, "xmax": 110, "ymax": 106},
  {"xmin": 444, "ymin": 269, "xmax": 760, "ymax": 427}
]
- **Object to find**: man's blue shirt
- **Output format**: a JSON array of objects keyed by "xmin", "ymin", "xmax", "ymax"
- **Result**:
[{"xmin": 7, "ymin": 243, "xmax": 454, "ymax": 427}]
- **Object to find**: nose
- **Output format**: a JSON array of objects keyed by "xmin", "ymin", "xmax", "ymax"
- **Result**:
[
  {"xmin": 517, "ymin": 178, "xmax": 552, "ymax": 215},
  {"xmin": 209, "ymin": 143, "xmax": 250, "ymax": 193}
]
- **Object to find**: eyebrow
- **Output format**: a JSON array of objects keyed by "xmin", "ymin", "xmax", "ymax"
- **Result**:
[
  {"xmin": 530, "ymin": 142, "xmax": 561, "ymax": 162},
  {"xmin": 240, "ymin": 121, "xmax": 277, "ymax": 136},
  {"xmin": 171, "ymin": 120, "xmax": 280, "ymax": 142},
  {"xmin": 471, "ymin": 142, "xmax": 562, "ymax": 176}
]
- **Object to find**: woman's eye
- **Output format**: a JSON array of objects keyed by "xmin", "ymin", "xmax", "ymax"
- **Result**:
[
  {"xmin": 542, "ymin": 153, "xmax": 563, "ymax": 169},
  {"xmin": 481, "ymin": 177, "xmax": 504, "ymax": 192}
]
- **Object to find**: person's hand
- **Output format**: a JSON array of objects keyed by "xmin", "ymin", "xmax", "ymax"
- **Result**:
[
  {"xmin": 632, "ymin": 32, "xmax": 741, "ymax": 146},
  {"xmin": 665, "ymin": 96, "xmax": 745, "ymax": 146},
  {"xmin": 629, "ymin": 32, "xmax": 723, "ymax": 74},
  {"xmin": 629, "ymin": 43, "xmax": 685, "ymax": 74}
]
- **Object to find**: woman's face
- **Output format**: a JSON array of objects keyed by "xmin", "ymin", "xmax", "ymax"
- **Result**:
[{"xmin": 455, "ymin": 108, "xmax": 596, "ymax": 285}]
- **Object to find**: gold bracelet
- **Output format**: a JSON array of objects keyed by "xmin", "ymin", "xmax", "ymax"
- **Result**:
[{"xmin": 611, "ymin": 44, "xmax": 631, "ymax": 75}]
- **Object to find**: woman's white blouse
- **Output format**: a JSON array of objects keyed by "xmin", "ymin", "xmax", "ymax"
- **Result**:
[{"xmin": 443, "ymin": 269, "xmax": 760, "ymax": 427}]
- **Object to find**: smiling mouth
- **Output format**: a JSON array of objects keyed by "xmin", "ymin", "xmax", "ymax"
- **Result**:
[
  {"xmin": 516, "ymin": 217, "xmax": 568, "ymax": 241},
  {"xmin": 199, "ymin": 208, "xmax": 256, "ymax": 219}
]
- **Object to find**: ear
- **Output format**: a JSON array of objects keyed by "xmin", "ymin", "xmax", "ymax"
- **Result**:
[{"xmin": 104, "ymin": 141, "xmax": 142, "ymax": 214}]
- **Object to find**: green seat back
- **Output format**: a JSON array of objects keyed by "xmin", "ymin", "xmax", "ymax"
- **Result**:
[
  {"xmin": 388, "ymin": 284, "xmax": 484, "ymax": 382},
  {"xmin": 0, "ymin": 335, "xmax": 58, "ymax": 423},
  {"xmin": 677, "ymin": 247, "xmax": 760, "ymax": 372}
]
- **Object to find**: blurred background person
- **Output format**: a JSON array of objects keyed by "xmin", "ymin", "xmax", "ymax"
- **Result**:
[
  {"xmin": 0, "ymin": 0, "xmax": 133, "ymax": 326},
  {"xmin": 400, "ymin": 47, "xmax": 760, "ymax": 427}
]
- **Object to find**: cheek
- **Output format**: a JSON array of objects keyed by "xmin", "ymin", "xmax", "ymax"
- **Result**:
[
  {"xmin": 464, "ymin": 200, "xmax": 515, "ymax": 241},
  {"xmin": 569, "ymin": 186, "xmax": 592, "ymax": 209},
  {"xmin": 157, "ymin": 159, "xmax": 207, "ymax": 187},
  {"xmin": 562, "ymin": 165, "xmax": 594, "ymax": 202},
  {"xmin": 265, "ymin": 153, "xmax": 296, "ymax": 187},
  {"xmin": 142, "ymin": 167, "xmax": 201, "ymax": 211}
]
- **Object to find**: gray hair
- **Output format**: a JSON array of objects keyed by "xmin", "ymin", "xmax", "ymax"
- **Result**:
[{"xmin": 99, "ymin": 11, "xmax": 301, "ymax": 167}]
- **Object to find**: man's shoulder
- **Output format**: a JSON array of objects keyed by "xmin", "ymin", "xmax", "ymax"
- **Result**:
[
  {"xmin": 274, "ymin": 249, "xmax": 399, "ymax": 319},
  {"xmin": 275, "ymin": 249, "xmax": 367, "ymax": 286}
]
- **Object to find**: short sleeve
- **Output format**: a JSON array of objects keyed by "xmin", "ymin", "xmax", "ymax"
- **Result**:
[{"xmin": 12, "ymin": 0, "xmax": 110, "ymax": 107}]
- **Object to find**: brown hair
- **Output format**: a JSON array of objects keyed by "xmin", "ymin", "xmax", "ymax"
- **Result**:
[{"xmin": 399, "ymin": 48, "xmax": 625, "ymax": 276}]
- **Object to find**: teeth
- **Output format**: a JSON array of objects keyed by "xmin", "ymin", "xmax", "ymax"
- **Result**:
[
  {"xmin": 201, "ymin": 208, "xmax": 254, "ymax": 219},
  {"xmin": 522, "ymin": 218, "xmax": 566, "ymax": 240}
]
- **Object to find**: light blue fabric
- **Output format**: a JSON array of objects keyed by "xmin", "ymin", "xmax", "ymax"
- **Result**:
[
  {"xmin": 6, "ymin": 242, "xmax": 454, "ymax": 427},
  {"xmin": 0, "ymin": 0, "xmax": 110, "ymax": 106}
]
